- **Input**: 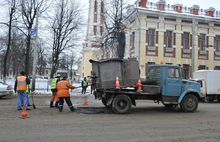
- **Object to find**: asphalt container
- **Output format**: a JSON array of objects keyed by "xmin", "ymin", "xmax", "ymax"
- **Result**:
[{"xmin": 89, "ymin": 58, "xmax": 140, "ymax": 90}]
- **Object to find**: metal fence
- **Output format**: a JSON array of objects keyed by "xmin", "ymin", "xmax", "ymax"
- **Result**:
[{"xmin": 4, "ymin": 79, "xmax": 51, "ymax": 91}]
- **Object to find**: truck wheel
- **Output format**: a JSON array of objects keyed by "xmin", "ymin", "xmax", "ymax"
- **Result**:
[
  {"xmin": 102, "ymin": 98, "xmax": 110, "ymax": 108},
  {"xmin": 112, "ymin": 95, "xmax": 132, "ymax": 114},
  {"xmin": 217, "ymin": 96, "xmax": 220, "ymax": 103},
  {"xmin": 180, "ymin": 94, "xmax": 198, "ymax": 112}
]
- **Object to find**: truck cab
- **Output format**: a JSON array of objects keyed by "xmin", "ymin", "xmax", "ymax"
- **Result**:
[{"xmin": 147, "ymin": 64, "xmax": 202, "ymax": 106}]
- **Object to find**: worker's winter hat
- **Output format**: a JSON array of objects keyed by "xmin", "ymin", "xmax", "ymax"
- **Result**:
[
  {"xmin": 20, "ymin": 71, "xmax": 25, "ymax": 76},
  {"xmin": 57, "ymin": 74, "xmax": 61, "ymax": 77}
]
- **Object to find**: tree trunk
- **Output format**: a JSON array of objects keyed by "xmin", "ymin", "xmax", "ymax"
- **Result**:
[
  {"xmin": 3, "ymin": 6, "xmax": 14, "ymax": 83},
  {"xmin": 25, "ymin": 34, "xmax": 31, "ymax": 77}
]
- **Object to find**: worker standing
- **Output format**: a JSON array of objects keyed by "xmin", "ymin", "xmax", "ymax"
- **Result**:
[
  {"xmin": 21, "ymin": 84, "xmax": 31, "ymax": 107},
  {"xmin": 117, "ymin": 27, "xmax": 125, "ymax": 59},
  {"xmin": 26, "ymin": 84, "xmax": 31, "ymax": 106},
  {"xmin": 50, "ymin": 74, "xmax": 61, "ymax": 108},
  {"xmin": 57, "ymin": 76, "xmax": 75, "ymax": 112},
  {"xmin": 14, "ymin": 71, "xmax": 30, "ymax": 110},
  {"xmin": 81, "ymin": 77, "xmax": 88, "ymax": 94},
  {"xmin": 90, "ymin": 79, "xmax": 93, "ymax": 94}
]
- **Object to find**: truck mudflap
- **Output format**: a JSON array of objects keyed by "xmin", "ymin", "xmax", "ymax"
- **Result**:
[{"xmin": 178, "ymin": 89, "xmax": 203, "ymax": 104}]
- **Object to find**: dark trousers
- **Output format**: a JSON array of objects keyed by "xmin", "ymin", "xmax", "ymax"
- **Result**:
[
  {"xmin": 59, "ymin": 97, "xmax": 72, "ymax": 106},
  {"xmin": 117, "ymin": 45, "xmax": 125, "ymax": 59},
  {"xmin": 59, "ymin": 97, "xmax": 74, "ymax": 112},
  {"xmin": 82, "ymin": 86, "xmax": 87, "ymax": 94}
]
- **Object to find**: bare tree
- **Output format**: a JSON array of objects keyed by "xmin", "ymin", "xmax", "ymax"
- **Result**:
[
  {"xmin": 0, "ymin": 0, "xmax": 18, "ymax": 83},
  {"xmin": 0, "ymin": 30, "xmax": 27, "ymax": 79},
  {"xmin": 18, "ymin": 0, "xmax": 49, "ymax": 77},
  {"xmin": 37, "ymin": 39, "xmax": 47, "ymax": 75},
  {"xmin": 97, "ymin": 0, "xmax": 128, "ymax": 57},
  {"xmin": 47, "ymin": 0, "xmax": 84, "ymax": 78}
]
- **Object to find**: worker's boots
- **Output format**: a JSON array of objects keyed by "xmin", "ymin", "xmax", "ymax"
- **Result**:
[
  {"xmin": 50, "ymin": 102, "xmax": 54, "ymax": 108},
  {"xmin": 70, "ymin": 106, "xmax": 75, "ymax": 112},
  {"xmin": 55, "ymin": 102, "xmax": 59, "ymax": 108},
  {"xmin": 59, "ymin": 105, "xmax": 63, "ymax": 112}
]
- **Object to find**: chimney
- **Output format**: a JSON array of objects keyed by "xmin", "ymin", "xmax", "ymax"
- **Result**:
[
  {"xmin": 138, "ymin": 0, "xmax": 147, "ymax": 8},
  {"xmin": 190, "ymin": 5, "xmax": 200, "ymax": 15},
  {"xmin": 174, "ymin": 3, "xmax": 183, "ymax": 13},
  {"xmin": 156, "ymin": 0, "xmax": 166, "ymax": 11},
  {"xmin": 206, "ymin": 7, "xmax": 215, "ymax": 17}
]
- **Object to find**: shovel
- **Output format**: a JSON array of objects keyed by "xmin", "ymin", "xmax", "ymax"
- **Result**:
[{"xmin": 31, "ymin": 92, "xmax": 36, "ymax": 109}]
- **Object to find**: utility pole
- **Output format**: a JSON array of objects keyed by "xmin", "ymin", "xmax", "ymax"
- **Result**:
[
  {"xmin": 31, "ymin": 8, "xmax": 39, "ymax": 92},
  {"xmin": 191, "ymin": 19, "xmax": 195, "ymax": 78}
]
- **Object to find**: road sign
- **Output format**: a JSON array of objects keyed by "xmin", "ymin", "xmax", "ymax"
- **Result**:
[{"xmin": 29, "ymin": 29, "xmax": 35, "ymax": 36}]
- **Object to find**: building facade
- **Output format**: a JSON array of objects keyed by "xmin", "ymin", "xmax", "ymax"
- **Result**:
[
  {"xmin": 123, "ymin": 0, "xmax": 220, "ymax": 79},
  {"xmin": 80, "ymin": 0, "xmax": 106, "ymax": 78}
]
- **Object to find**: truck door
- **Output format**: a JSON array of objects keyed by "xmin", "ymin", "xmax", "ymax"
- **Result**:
[{"xmin": 164, "ymin": 67, "xmax": 182, "ymax": 97}]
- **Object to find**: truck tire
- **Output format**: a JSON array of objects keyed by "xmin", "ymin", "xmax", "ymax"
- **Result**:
[
  {"xmin": 112, "ymin": 95, "xmax": 132, "ymax": 114},
  {"xmin": 102, "ymin": 98, "xmax": 110, "ymax": 108},
  {"xmin": 217, "ymin": 96, "xmax": 220, "ymax": 103},
  {"xmin": 180, "ymin": 94, "xmax": 198, "ymax": 112}
]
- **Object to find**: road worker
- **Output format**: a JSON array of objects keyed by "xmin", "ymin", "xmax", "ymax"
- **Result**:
[
  {"xmin": 117, "ymin": 27, "xmax": 125, "ymax": 59},
  {"xmin": 21, "ymin": 84, "xmax": 31, "ymax": 106},
  {"xmin": 57, "ymin": 76, "xmax": 75, "ymax": 112},
  {"xmin": 14, "ymin": 71, "xmax": 30, "ymax": 110},
  {"xmin": 81, "ymin": 77, "xmax": 88, "ymax": 94},
  {"xmin": 50, "ymin": 74, "xmax": 61, "ymax": 108}
]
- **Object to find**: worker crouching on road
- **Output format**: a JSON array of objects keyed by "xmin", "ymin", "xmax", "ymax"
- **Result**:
[{"xmin": 57, "ymin": 76, "xmax": 75, "ymax": 112}]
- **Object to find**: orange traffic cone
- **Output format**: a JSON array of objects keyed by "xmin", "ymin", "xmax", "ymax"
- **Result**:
[
  {"xmin": 115, "ymin": 76, "xmax": 121, "ymax": 89},
  {"xmin": 84, "ymin": 97, "xmax": 88, "ymax": 105},
  {"xmin": 19, "ymin": 105, "xmax": 30, "ymax": 119},
  {"xmin": 136, "ymin": 78, "xmax": 143, "ymax": 92}
]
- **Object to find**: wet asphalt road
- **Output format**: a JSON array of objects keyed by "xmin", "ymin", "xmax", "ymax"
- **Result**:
[{"xmin": 0, "ymin": 94, "xmax": 220, "ymax": 142}]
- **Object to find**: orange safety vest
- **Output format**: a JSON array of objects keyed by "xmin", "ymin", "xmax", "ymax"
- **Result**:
[
  {"xmin": 57, "ymin": 80, "xmax": 75, "ymax": 98},
  {"xmin": 17, "ymin": 76, "xmax": 27, "ymax": 90}
]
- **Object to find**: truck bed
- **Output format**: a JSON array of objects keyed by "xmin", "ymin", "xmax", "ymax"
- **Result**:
[{"xmin": 106, "ymin": 90, "xmax": 159, "ymax": 95}]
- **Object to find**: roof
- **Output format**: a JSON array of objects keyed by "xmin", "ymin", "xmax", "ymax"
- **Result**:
[
  {"xmin": 124, "ymin": 2, "xmax": 220, "ymax": 23},
  {"xmin": 148, "ymin": 64, "xmax": 179, "ymax": 68},
  {"xmin": 89, "ymin": 58, "xmax": 124, "ymax": 63}
]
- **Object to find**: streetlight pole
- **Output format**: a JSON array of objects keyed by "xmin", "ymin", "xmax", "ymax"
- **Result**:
[
  {"xmin": 191, "ymin": 19, "xmax": 195, "ymax": 78},
  {"xmin": 31, "ymin": 8, "xmax": 39, "ymax": 92}
]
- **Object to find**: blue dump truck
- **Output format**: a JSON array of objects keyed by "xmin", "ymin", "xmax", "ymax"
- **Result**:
[{"xmin": 89, "ymin": 58, "xmax": 203, "ymax": 114}]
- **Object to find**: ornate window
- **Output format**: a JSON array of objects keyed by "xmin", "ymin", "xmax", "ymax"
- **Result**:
[
  {"xmin": 148, "ymin": 29, "xmax": 155, "ymax": 47},
  {"xmin": 183, "ymin": 32, "xmax": 189, "ymax": 49},
  {"xmin": 199, "ymin": 34, "xmax": 206, "ymax": 50}
]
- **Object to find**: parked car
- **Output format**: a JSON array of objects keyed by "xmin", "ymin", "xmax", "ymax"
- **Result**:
[{"xmin": 0, "ymin": 82, "xmax": 13, "ymax": 98}]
